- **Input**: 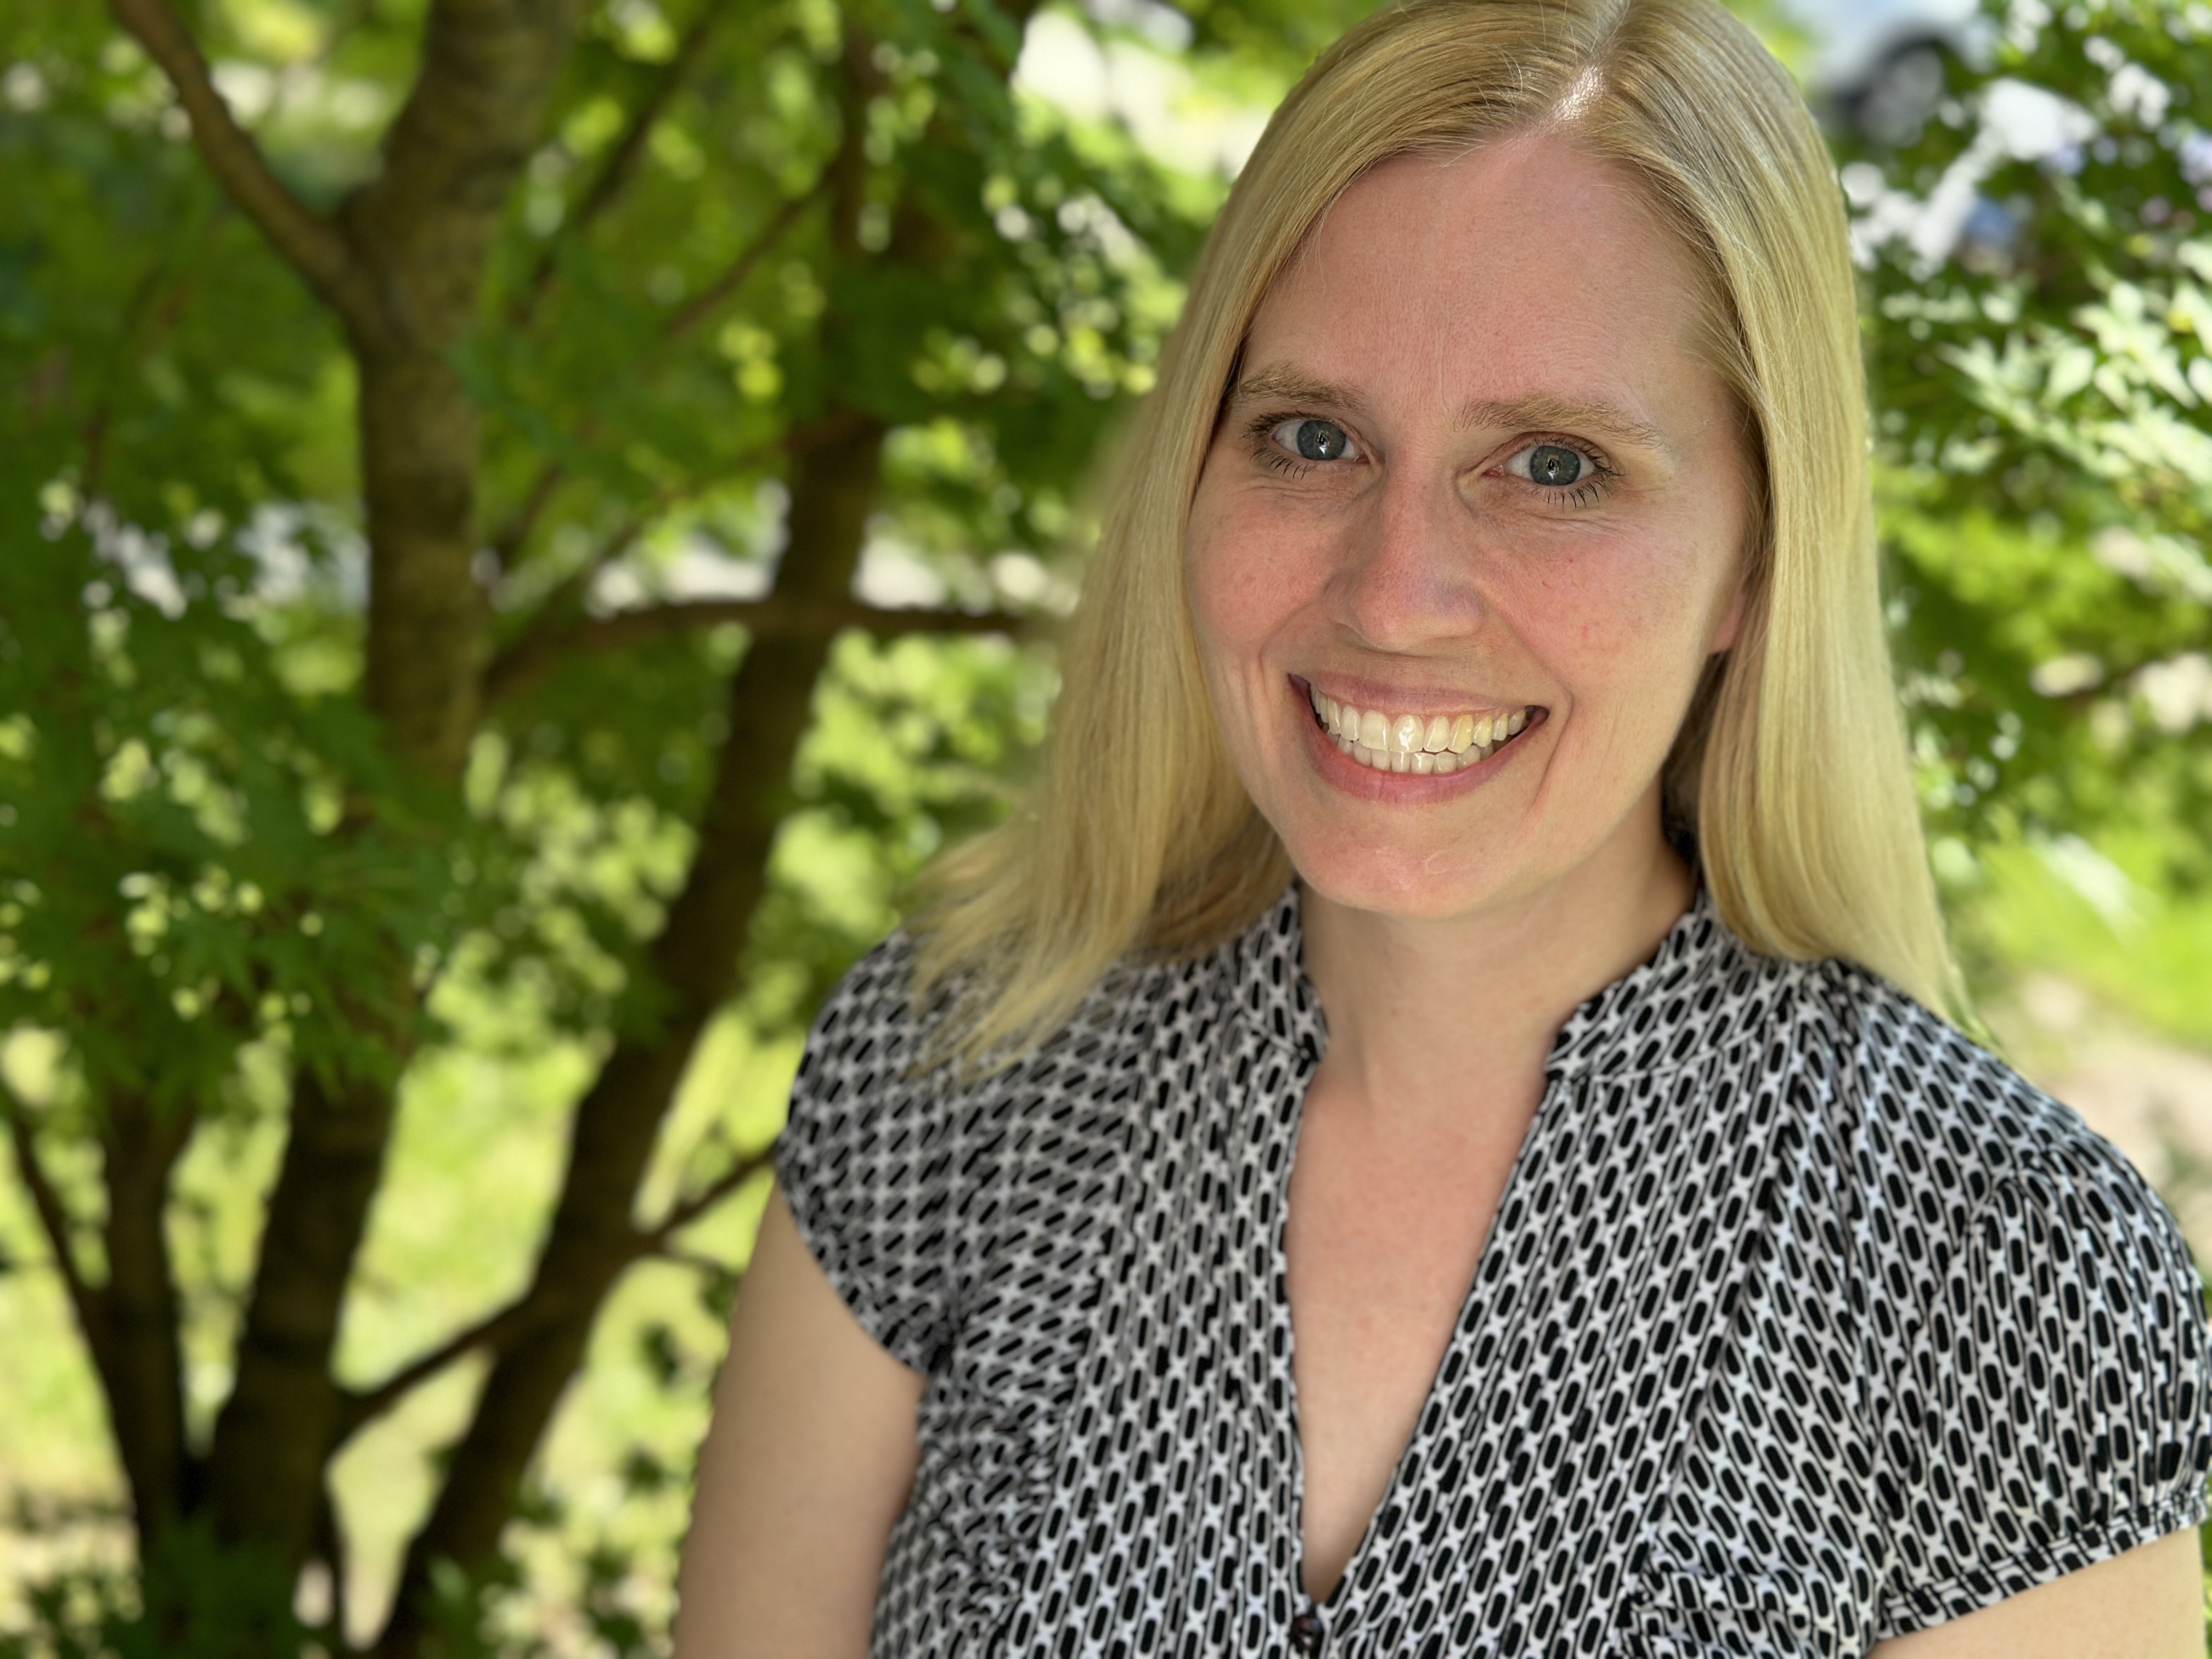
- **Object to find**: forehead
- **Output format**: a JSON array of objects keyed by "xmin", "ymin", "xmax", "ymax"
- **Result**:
[{"xmin": 1243, "ymin": 137, "xmax": 1717, "ymax": 422}]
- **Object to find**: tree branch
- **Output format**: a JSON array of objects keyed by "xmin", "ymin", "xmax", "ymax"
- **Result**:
[
  {"xmin": 337, "ymin": 0, "xmax": 585, "ymax": 779},
  {"xmin": 312, "ymin": 1485, "xmax": 352, "ymax": 1649},
  {"xmin": 639, "ymin": 1145, "xmax": 776, "ymax": 1246},
  {"xmin": 330, "ymin": 1286, "xmax": 552, "ymax": 1448},
  {"xmin": 83, "ymin": 264, "xmax": 166, "ymax": 499},
  {"xmin": 480, "ymin": 400, "xmax": 877, "ymax": 703},
  {"xmin": 0, "ymin": 1082, "xmax": 111, "ymax": 1379},
  {"xmin": 659, "ymin": 1246, "xmax": 744, "ymax": 1278},
  {"xmin": 380, "ymin": 418, "xmax": 890, "ymax": 1659},
  {"xmin": 488, "ymin": 460, "xmax": 567, "ymax": 570},
  {"xmin": 593, "ymin": 596, "xmax": 1034, "ymax": 649},
  {"xmin": 488, "ymin": 594, "xmax": 1031, "ymax": 706},
  {"xmin": 517, "ymin": 0, "xmax": 728, "ymax": 325},
  {"xmin": 97, "ymin": 1087, "xmax": 199, "ymax": 1549},
  {"xmin": 667, "ymin": 184, "xmax": 823, "ymax": 339},
  {"xmin": 108, "ymin": 0, "xmax": 380, "ymax": 337},
  {"xmin": 205, "ymin": 1052, "xmax": 404, "ymax": 1565},
  {"xmin": 330, "ymin": 1145, "xmax": 772, "ymax": 1447},
  {"xmin": 488, "ymin": 177, "xmax": 821, "ymax": 572},
  {"xmin": 481, "ymin": 509, "xmax": 659, "ymax": 703},
  {"xmin": 205, "ymin": 0, "xmax": 591, "ymax": 1545}
]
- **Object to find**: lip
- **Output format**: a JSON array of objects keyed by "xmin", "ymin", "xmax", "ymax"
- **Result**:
[{"xmin": 1289, "ymin": 675, "xmax": 1545, "ymax": 798}]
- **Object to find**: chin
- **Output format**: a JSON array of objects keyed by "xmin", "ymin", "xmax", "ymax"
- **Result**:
[{"xmin": 1277, "ymin": 828, "xmax": 1531, "ymax": 923}]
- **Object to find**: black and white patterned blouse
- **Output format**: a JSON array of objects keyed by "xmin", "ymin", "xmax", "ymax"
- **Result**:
[{"xmin": 777, "ymin": 885, "xmax": 2212, "ymax": 1658}]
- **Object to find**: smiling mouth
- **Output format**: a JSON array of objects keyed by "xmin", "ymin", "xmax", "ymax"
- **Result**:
[{"xmin": 1304, "ymin": 683, "xmax": 1543, "ymax": 775}]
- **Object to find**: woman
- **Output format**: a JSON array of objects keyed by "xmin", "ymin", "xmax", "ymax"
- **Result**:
[{"xmin": 675, "ymin": 0, "xmax": 2212, "ymax": 1651}]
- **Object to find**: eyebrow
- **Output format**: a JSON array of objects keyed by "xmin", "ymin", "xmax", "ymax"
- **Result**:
[
  {"xmin": 1227, "ymin": 367, "xmax": 1369, "ymax": 417},
  {"xmin": 1458, "ymin": 393, "xmax": 1671, "ymax": 454},
  {"xmin": 1226, "ymin": 365, "xmax": 1671, "ymax": 455}
]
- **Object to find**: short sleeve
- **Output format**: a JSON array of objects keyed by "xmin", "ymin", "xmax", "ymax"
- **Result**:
[
  {"xmin": 1877, "ymin": 1139, "xmax": 2212, "ymax": 1637},
  {"xmin": 775, "ymin": 938, "xmax": 958, "ymax": 1375}
]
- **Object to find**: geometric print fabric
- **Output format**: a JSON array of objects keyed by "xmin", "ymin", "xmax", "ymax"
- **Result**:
[{"xmin": 777, "ymin": 885, "xmax": 2212, "ymax": 1657}]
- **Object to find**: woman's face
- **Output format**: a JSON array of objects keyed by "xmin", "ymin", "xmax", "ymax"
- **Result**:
[{"xmin": 1185, "ymin": 136, "xmax": 1754, "ymax": 920}]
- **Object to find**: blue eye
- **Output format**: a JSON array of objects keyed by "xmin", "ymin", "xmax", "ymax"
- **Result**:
[
  {"xmin": 1523, "ymin": 444, "xmax": 1583, "ymax": 486},
  {"xmin": 1271, "ymin": 418, "xmax": 1357, "ymax": 462}
]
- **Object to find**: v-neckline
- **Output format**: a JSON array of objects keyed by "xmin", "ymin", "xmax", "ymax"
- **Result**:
[
  {"xmin": 1273, "ymin": 1046, "xmax": 1578, "ymax": 1613},
  {"xmin": 1246, "ymin": 883, "xmax": 1718, "ymax": 1618}
]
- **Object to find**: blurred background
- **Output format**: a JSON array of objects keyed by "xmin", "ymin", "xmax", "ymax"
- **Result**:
[{"xmin": 0, "ymin": 0, "xmax": 2207, "ymax": 1652}]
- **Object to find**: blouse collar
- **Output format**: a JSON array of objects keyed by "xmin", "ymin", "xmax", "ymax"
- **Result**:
[{"xmin": 1225, "ymin": 879, "xmax": 1741, "ymax": 1079}]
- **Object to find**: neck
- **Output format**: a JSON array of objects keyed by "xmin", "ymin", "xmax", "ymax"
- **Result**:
[{"xmin": 1297, "ymin": 789, "xmax": 1693, "ymax": 1127}]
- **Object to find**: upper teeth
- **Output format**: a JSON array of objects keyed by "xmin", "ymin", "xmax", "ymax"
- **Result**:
[{"xmin": 1306, "ymin": 686, "xmax": 1531, "ymax": 775}]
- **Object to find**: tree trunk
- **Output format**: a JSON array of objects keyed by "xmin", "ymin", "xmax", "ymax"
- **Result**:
[
  {"xmin": 185, "ymin": 0, "xmax": 580, "ymax": 1572},
  {"xmin": 355, "ymin": 343, "xmax": 488, "ymax": 783},
  {"xmin": 376, "ymin": 415, "xmax": 886, "ymax": 1659},
  {"xmin": 98, "ymin": 1088, "xmax": 197, "ymax": 1554},
  {"xmin": 205, "ymin": 1063, "xmax": 404, "ymax": 1564}
]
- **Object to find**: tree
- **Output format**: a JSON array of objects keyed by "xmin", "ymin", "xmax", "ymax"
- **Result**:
[
  {"xmin": 1836, "ymin": 0, "xmax": 2212, "ymax": 1004},
  {"xmin": 0, "ymin": 0, "xmax": 1353, "ymax": 1650}
]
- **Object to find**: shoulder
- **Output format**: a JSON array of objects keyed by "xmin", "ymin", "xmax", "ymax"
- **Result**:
[
  {"xmin": 777, "ymin": 915, "xmax": 1255, "ymax": 1203},
  {"xmin": 786, "ymin": 930, "xmax": 932, "ymax": 1102},
  {"xmin": 774, "ymin": 928, "xmax": 1235, "ymax": 1368},
  {"xmin": 785, "ymin": 927, "xmax": 1232, "ymax": 1126},
  {"xmin": 1779, "ymin": 952, "xmax": 2153, "ymax": 1209},
  {"xmin": 1692, "ymin": 940, "xmax": 2205, "ymax": 1401},
  {"xmin": 1651, "ymin": 930, "xmax": 2128, "ymax": 1204},
  {"xmin": 1729, "ymin": 953, "xmax": 2212, "ymax": 1632},
  {"xmin": 776, "ymin": 930, "xmax": 973, "ymax": 1204}
]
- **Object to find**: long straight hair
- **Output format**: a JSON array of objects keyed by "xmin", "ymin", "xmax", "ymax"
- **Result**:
[{"xmin": 911, "ymin": 0, "xmax": 1956, "ymax": 1056}]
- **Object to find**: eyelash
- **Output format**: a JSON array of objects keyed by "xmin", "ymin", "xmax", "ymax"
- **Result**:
[
  {"xmin": 1244, "ymin": 411, "xmax": 1620, "ymax": 507},
  {"xmin": 1246, "ymin": 413, "xmax": 1320, "ymax": 478}
]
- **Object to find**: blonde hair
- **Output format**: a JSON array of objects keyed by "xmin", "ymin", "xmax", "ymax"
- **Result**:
[{"xmin": 912, "ymin": 0, "xmax": 1957, "ymax": 1054}]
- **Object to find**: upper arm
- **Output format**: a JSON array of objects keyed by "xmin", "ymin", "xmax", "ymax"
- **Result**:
[
  {"xmin": 1866, "ymin": 1107, "xmax": 2212, "ymax": 1645},
  {"xmin": 673, "ymin": 1189, "xmax": 926, "ymax": 1659},
  {"xmin": 1867, "ymin": 1527, "xmax": 2205, "ymax": 1659}
]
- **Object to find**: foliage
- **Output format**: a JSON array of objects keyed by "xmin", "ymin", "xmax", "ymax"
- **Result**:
[
  {"xmin": 1836, "ymin": 0, "xmax": 2212, "ymax": 1005},
  {"xmin": 0, "ymin": 1522, "xmax": 301, "ymax": 1659}
]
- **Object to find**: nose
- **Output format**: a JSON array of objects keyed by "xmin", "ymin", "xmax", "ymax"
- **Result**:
[{"xmin": 1329, "ymin": 464, "xmax": 1483, "ymax": 652}]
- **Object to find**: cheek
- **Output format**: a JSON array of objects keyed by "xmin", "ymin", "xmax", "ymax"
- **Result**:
[
  {"xmin": 1186, "ymin": 541, "xmax": 1263, "ymax": 655},
  {"xmin": 1186, "ymin": 484, "xmax": 1321, "ymax": 667},
  {"xmin": 1504, "ymin": 518, "xmax": 1738, "ymax": 696}
]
